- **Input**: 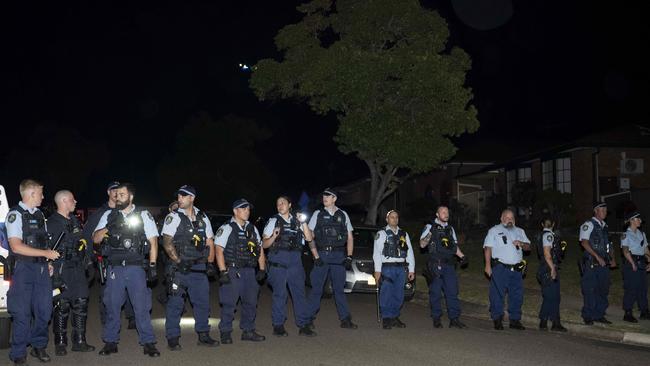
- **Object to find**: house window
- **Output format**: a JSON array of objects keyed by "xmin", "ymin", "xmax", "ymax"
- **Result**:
[
  {"xmin": 506, "ymin": 166, "xmax": 531, "ymax": 203},
  {"xmin": 555, "ymin": 157, "xmax": 571, "ymax": 193},
  {"xmin": 542, "ymin": 160, "xmax": 554, "ymax": 190}
]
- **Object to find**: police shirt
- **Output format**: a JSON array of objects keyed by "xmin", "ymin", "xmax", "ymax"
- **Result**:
[
  {"xmin": 621, "ymin": 227, "xmax": 648, "ymax": 256},
  {"xmin": 419, "ymin": 219, "xmax": 458, "ymax": 242},
  {"xmin": 94, "ymin": 205, "xmax": 159, "ymax": 240},
  {"xmin": 307, "ymin": 207, "xmax": 354, "ymax": 232},
  {"xmin": 263, "ymin": 215, "xmax": 305, "ymax": 245},
  {"xmin": 214, "ymin": 218, "xmax": 262, "ymax": 249},
  {"xmin": 483, "ymin": 224, "xmax": 530, "ymax": 265},
  {"xmin": 161, "ymin": 206, "xmax": 214, "ymax": 239},
  {"xmin": 542, "ymin": 229, "xmax": 554, "ymax": 248},
  {"xmin": 5, "ymin": 201, "xmax": 45, "ymax": 240},
  {"xmin": 373, "ymin": 225, "xmax": 415, "ymax": 273},
  {"xmin": 579, "ymin": 217, "xmax": 606, "ymax": 241}
]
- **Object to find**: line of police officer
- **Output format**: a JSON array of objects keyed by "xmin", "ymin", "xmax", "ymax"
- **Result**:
[{"xmin": 5, "ymin": 178, "xmax": 649, "ymax": 365}]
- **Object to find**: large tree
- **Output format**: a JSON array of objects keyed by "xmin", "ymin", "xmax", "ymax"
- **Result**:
[{"xmin": 250, "ymin": 0, "xmax": 479, "ymax": 224}]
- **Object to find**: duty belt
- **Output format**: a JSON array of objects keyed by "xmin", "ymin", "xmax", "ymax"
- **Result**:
[
  {"xmin": 631, "ymin": 255, "xmax": 647, "ymax": 262},
  {"xmin": 319, "ymin": 246, "xmax": 345, "ymax": 252},
  {"xmin": 492, "ymin": 259, "xmax": 519, "ymax": 271},
  {"xmin": 382, "ymin": 262, "xmax": 407, "ymax": 268},
  {"xmin": 15, "ymin": 255, "xmax": 47, "ymax": 263},
  {"xmin": 268, "ymin": 261, "xmax": 288, "ymax": 269},
  {"xmin": 108, "ymin": 259, "xmax": 143, "ymax": 267}
]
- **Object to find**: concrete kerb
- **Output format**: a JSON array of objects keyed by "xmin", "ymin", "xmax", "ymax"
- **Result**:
[{"xmin": 412, "ymin": 289, "xmax": 650, "ymax": 347}]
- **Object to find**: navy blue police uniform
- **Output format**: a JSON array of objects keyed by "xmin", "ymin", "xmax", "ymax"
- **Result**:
[
  {"xmin": 306, "ymin": 205, "xmax": 355, "ymax": 325},
  {"xmin": 621, "ymin": 212, "xmax": 649, "ymax": 321},
  {"xmin": 47, "ymin": 211, "xmax": 95, "ymax": 354},
  {"xmin": 579, "ymin": 205, "xmax": 612, "ymax": 324},
  {"xmin": 536, "ymin": 228, "xmax": 566, "ymax": 330},
  {"xmin": 94, "ymin": 205, "xmax": 159, "ymax": 351},
  {"xmin": 5, "ymin": 202, "xmax": 52, "ymax": 362},
  {"xmin": 161, "ymin": 204, "xmax": 216, "ymax": 346},
  {"xmin": 374, "ymin": 225, "xmax": 415, "ymax": 326},
  {"xmin": 263, "ymin": 214, "xmax": 313, "ymax": 334},
  {"xmin": 421, "ymin": 219, "xmax": 462, "ymax": 326}
]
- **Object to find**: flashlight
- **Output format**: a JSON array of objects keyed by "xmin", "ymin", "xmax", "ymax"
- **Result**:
[
  {"xmin": 128, "ymin": 216, "xmax": 140, "ymax": 227},
  {"xmin": 297, "ymin": 212, "xmax": 308, "ymax": 223}
]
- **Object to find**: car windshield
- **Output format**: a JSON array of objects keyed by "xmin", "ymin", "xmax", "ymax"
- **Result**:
[{"xmin": 353, "ymin": 227, "xmax": 377, "ymax": 249}]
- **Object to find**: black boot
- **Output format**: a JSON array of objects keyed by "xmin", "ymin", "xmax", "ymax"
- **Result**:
[
  {"xmin": 143, "ymin": 343, "xmax": 160, "ymax": 357},
  {"xmin": 29, "ymin": 347, "xmax": 51, "ymax": 362},
  {"xmin": 241, "ymin": 330, "xmax": 266, "ymax": 342},
  {"xmin": 449, "ymin": 318, "xmax": 466, "ymax": 329},
  {"xmin": 624, "ymin": 311, "xmax": 638, "ymax": 323},
  {"xmin": 197, "ymin": 332, "xmax": 219, "ymax": 347},
  {"xmin": 98, "ymin": 342, "xmax": 118, "ymax": 356},
  {"xmin": 53, "ymin": 298, "xmax": 71, "ymax": 356},
  {"xmin": 340, "ymin": 317, "xmax": 358, "ymax": 329},
  {"xmin": 539, "ymin": 319, "xmax": 548, "ymax": 331},
  {"xmin": 509, "ymin": 319, "xmax": 525, "ymax": 330},
  {"xmin": 167, "ymin": 337, "xmax": 182, "ymax": 351},
  {"xmin": 493, "ymin": 317, "xmax": 504, "ymax": 330},
  {"xmin": 382, "ymin": 318, "xmax": 393, "ymax": 330},
  {"xmin": 433, "ymin": 318, "xmax": 443, "ymax": 328},
  {"xmin": 272, "ymin": 324, "xmax": 288, "ymax": 337},
  {"xmin": 393, "ymin": 318, "xmax": 407, "ymax": 328},
  {"xmin": 551, "ymin": 318, "xmax": 568, "ymax": 332},
  {"xmin": 220, "ymin": 332, "xmax": 233, "ymax": 344},
  {"xmin": 594, "ymin": 317, "xmax": 612, "ymax": 324},
  {"xmin": 299, "ymin": 326, "xmax": 317, "ymax": 337},
  {"xmin": 70, "ymin": 298, "xmax": 95, "ymax": 352}
]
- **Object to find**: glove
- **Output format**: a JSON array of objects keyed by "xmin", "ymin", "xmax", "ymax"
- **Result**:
[
  {"xmin": 219, "ymin": 270, "xmax": 231, "ymax": 285},
  {"xmin": 177, "ymin": 260, "xmax": 193, "ymax": 273},
  {"xmin": 147, "ymin": 263, "xmax": 157, "ymax": 282},
  {"xmin": 206, "ymin": 263, "xmax": 218, "ymax": 278},
  {"xmin": 256, "ymin": 269, "xmax": 267, "ymax": 282},
  {"xmin": 459, "ymin": 256, "xmax": 469, "ymax": 269},
  {"xmin": 314, "ymin": 257, "xmax": 325, "ymax": 267},
  {"xmin": 344, "ymin": 256, "xmax": 353, "ymax": 271}
]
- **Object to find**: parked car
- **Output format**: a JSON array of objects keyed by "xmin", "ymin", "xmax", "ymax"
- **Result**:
[{"xmin": 303, "ymin": 225, "xmax": 415, "ymax": 301}]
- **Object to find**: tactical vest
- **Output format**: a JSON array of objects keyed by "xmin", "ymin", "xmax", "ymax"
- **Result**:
[
  {"xmin": 428, "ymin": 222, "xmax": 457, "ymax": 261},
  {"xmin": 271, "ymin": 214, "xmax": 302, "ymax": 252},
  {"xmin": 103, "ymin": 208, "xmax": 148, "ymax": 264},
  {"xmin": 12, "ymin": 205, "xmax": 48, "ymax": 261},
  {"xmin": 588, "ymin": 218, "xmax": 609, "ymax": 258},
  {"xmin": 314, "ymin": 209, "xmax": 347, "ymax": 248},
  {"xmin": 172, "ymin": 209, "xmax": 209, "ymax": 262},
  {"xmin": 536, "ymin": 229, "xmax": 562, "ymax": 265},
  {"xmin": 53, "ymin": 213, "xmax": 85, "ymax": 262},
  {"xmin": 224, "ymin": 222, "xmax": 260, "ymax": 268},
  {"xmin": 382, "ymin": 228, "xmax": 408, "ymax": 259}
]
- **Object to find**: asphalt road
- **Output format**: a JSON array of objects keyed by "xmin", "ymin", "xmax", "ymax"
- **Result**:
[{"xmin": 2, "ymin": 281, "xmax": 649, "ymax": 366}]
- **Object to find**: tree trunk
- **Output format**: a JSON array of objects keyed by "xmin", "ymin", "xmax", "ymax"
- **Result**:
[{"xmin": 363, "ymin": 159, "xmax": 399, "ymax": 226}]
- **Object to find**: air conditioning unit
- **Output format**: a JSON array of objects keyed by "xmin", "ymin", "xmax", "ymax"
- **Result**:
[{"xmin": 620, "ymin": 159, "xmax": 644, "ymax": 174}]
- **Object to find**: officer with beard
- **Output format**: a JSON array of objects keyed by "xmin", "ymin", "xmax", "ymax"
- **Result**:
[
  {"xmin": 5, "ymin": 179, "xmax": 60, "ymax": 365},
  {"xmin": 579, "ymin": 202, "xmax": 616, "ymax": 325},
  {"xmin": 161, "ymin": 185, "xmax": 219, "ymax": 349},
  {"xmin": 92, "ymin": 183, "xmax": 161, "ymax": 357},
  {"xmin": 215, "ymin": 198, "xmax": 267, "ymax": 344},
  {"xmin": 419, "ymin": 206, "xmax": 468, "ymax": 329},
  {"xmin": 48, "ymin": 190, "xmax": 95, "ymax": 356},
  {"xmin": 483, "ymin": 209, "xmax": 531, "ymax": 330},
  {"xmin": 83, "ymin": 181, "xmax": 136, "ymax": 329}
]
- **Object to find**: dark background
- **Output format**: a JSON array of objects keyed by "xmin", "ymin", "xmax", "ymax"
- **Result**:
[{"xmin": 2, "ymin": 0, "xmax": 648, "ymax": 212}]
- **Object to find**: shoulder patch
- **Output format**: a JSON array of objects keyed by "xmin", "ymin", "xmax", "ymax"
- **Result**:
[
  {"xmin": 216, "ymin": 227, "xmax": 224, "ymax": 238},
  {"xmin": 7, "ymin": 213, "xmax": 16, "ymax": 223},
  {"xmin": 546, "ymin": 234, "xmax": 553, "ymax": 242},
  {"xmin": 375, "ymin": 232, "xmax": 380, "ymax": 240},
  {"xmin": 582, "ymin": 224, "xmax": 589, "ymax": 231},
  {"xmin": 146, "ymin": 211, "xmax": 154, "ymax": 221},
  {"xmin": 165, "ymin": 215, "xmax": 173, "ymax": 225},
  {"xmin": 621, "ymin": 233, "xmax": 626, "ymax": 240}
]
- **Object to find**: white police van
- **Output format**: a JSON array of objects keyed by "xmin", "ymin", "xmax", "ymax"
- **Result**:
[{"xmin": 1, "ymin": 184, "xmax": 12, "ymax": 348}]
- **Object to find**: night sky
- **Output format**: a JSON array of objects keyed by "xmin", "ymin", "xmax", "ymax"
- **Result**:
[{"xmin": 2, "ymin": 0, "xmax": 649, "ymax": 210}]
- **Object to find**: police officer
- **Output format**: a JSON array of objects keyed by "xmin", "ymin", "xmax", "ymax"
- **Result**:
[
  {"xmin": 161, "ymin": 185, "xmax": 219, "ymax": 349},
  {"xmin": 536, "ymin": 218, "xmax": 567, "ymax": 331},
  {"xmin": 483, "ymin": 209, "xmax": 530, "ymax": 330},
  {"xmin": 419, "ymin": 206, "xmax": 467, "ymax": 329},
  {"xmin": 373, "ymin": 210, "xmax": 415, "ymax": 329},
  {"xmin": 306, "ymin": 188, "xmax": 357, "ymax": 329},
  {"xmin": 48, "ymin": 190, "xmax": 95, "ymax": 355},
  {"xmin": 5, "ymin": 179, "xmax": 60, "ymax": 365},
  {"xmin": 621, "ymin": 211, "xmax": 650, "ymax": 322},
  {"xmin": 92, "ymin": 183, "xmax": 161, "ymax": 357},
  {"xmin": 262, "ymin": 196, "xmax": 316, "ymax": 337},
  {"xmin": 215, "ymin": 198, "xmax": 267, "ymax": 344},
  {"xmin": 83, "ymin": 181, "xmax": 136, "ymax": 329},
  {"xmin": 579, "ymin": 202, "xmax": 616, "ymax": 325}
]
